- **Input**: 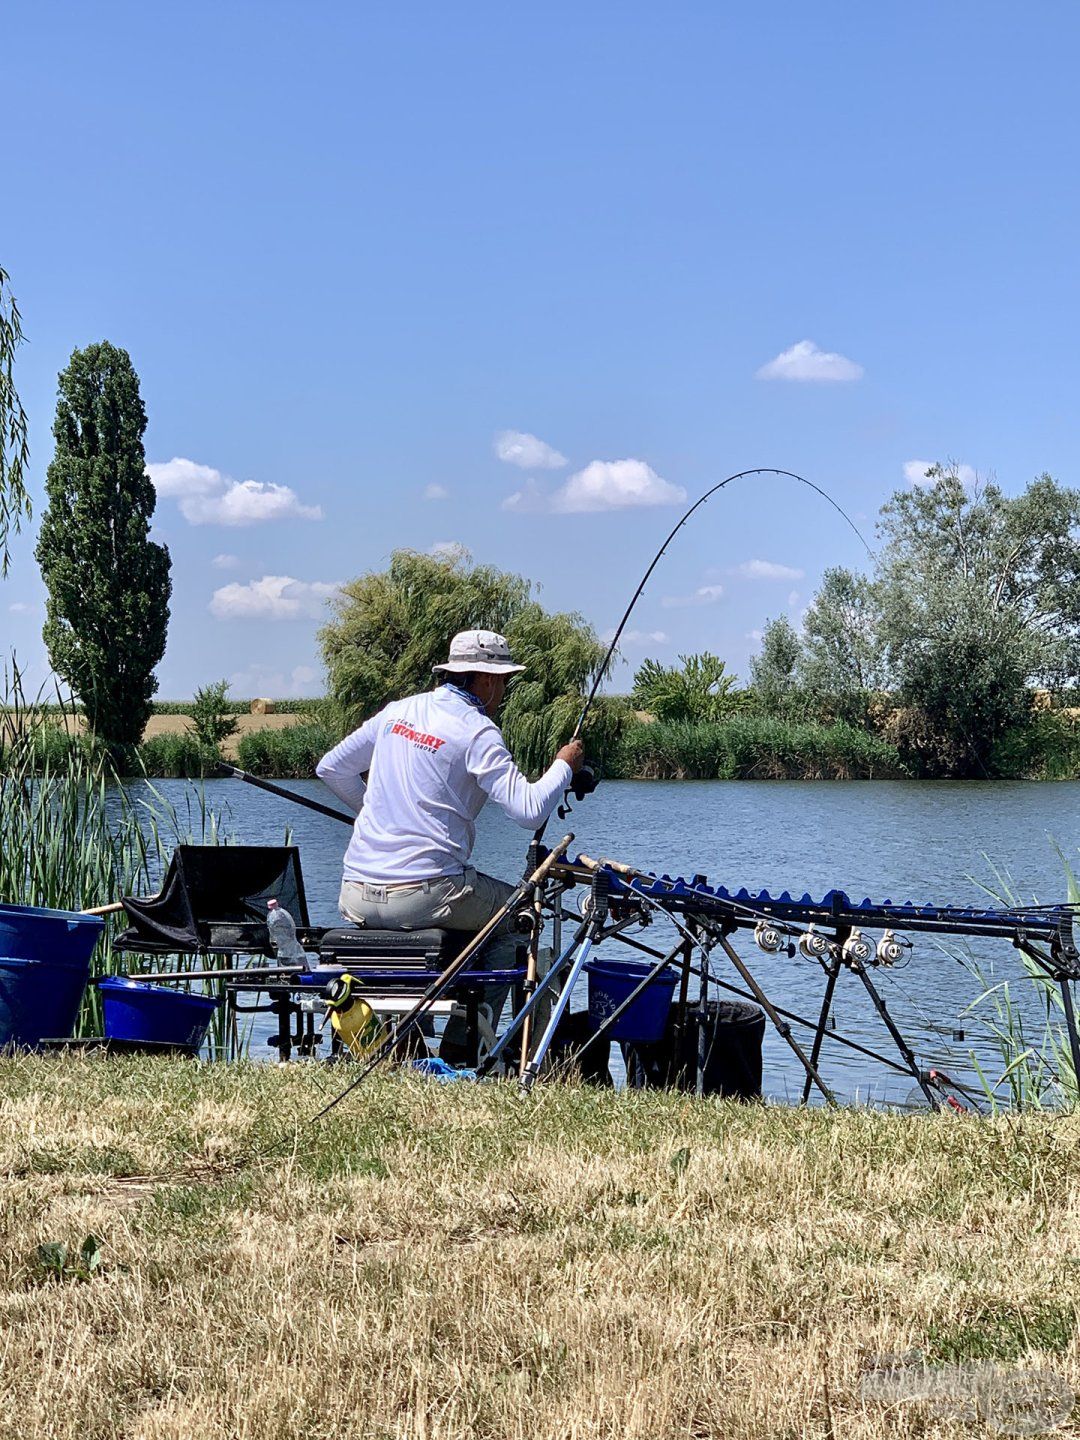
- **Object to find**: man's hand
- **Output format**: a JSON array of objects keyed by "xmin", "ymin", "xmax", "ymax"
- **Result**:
[{"xmin": 556, "ymin": 737, "xmax": 585, "ymax": 774}]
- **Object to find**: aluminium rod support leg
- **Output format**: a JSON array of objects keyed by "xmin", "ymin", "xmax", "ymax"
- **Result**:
[
  {"xmin": 715, "ymin": 932, "xmax": 836, "ymax": 1106},
  {"xmin": 520, "ymin": 934, "xmax": 595, "ymax": 1093},
  {"xmin": 852, "ymin": 964, "xmax": 938, "ymax": 1108},
  {"xmin": 477, "ymin": 919, "xmax": 589, "ymax": 1078},
  {"xmin": 1059, "ymin": 977, "xmax": 1080, "ymax": 1100},
  {"xmin": 803, "ymin": 958, "xmax": 842, "ymax": 1106}
]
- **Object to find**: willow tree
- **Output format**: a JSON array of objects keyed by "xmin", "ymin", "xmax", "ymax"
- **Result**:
[
  {"xmin": 0, "ymin": 266, "xmax": 30, "ymax": 576},
  {"xmin": 36, "ymin": 343, "xmax": 171, "ymax": 747},
  {"xmin": 319, "ymin": 547, "xmax": 624, "ymax": 772}
]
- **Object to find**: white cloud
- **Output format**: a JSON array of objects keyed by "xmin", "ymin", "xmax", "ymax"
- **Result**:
[
  {"xmin": 502, "ymin": 458, "xmax": 685, "ymax": 515},
  {"xmin": 788, "ymin": 589, "xmax": 801, "ymax": 607},
  {"xmin": 731, "ymin": 559, "xmax": 805, "ymax": 582},
  {"xmin": 756, "ymin": 339, "xmax": 863, "ymax": 383},
  {"xmin": 501, "ymin": 479, "xmax": 544, "ymax": 513},
  {"xmin": 428, "ymin": 541, "xmax": 467, "ymax": 560},
  {"xmin": 228, "ymin": 662, "xmax": 322, "ymax": 697},
  {"xmin": 746, "ymin": 628, "xmax": 764, "ymax": 643},
  {"xmin": 147, "ymin": 457, "xmax": 323, "ymax": 527},
  {"xmin": 903, "ymin": 459, "xmax": 978, "ymax": 488},
  {"xmin": 553, "ymin": 459, "xmax": 686, "ymax": 514},
  {"xmin": 493, "ymin": 430, "xmax": 567, "ymax": 470},
  {"xmin": 212, "ymin": 553, "xmax": 240, "ymax": 570},
  {"xmin": 424, "ymin": 483, "xmax": 450, "ymax": 501},
  {"xmin": 7, "ymin": 601, "xmax": 33, "ymax": 614},
  {"xmin": 601, "ymin": 628, "xmax": 670, "ymax": 646},
  {"xmin": 209, "ymin": 575, "xmax": 341, "ymax": 621},
  {"xmin": 661, "ymin": 583, "xmax": 724, "ymax": 609}
]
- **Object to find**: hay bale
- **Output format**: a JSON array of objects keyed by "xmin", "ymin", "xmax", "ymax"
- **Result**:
[{"xmin": 250, "ymin": 697, "xmax": 276, "ymax": 715}]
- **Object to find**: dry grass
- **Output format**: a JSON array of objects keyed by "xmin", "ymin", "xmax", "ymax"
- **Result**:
[
  {"xmin": 0, "ymin": 1057, "xmax": 1078, "ymax": 1439},
  {"xmin": 25, "ymin": 712, "xmax": 306, "ymax": 760}
]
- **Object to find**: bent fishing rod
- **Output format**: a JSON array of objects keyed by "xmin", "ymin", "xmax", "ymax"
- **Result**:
[{"xmin": 572, "ymin": 467, "xmax": 874, "ymax": 743}]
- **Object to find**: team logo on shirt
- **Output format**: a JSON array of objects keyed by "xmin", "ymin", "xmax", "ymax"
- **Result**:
[{"xmin": 384, "ymin": 719, "xmax": 446, "ymax": 754}]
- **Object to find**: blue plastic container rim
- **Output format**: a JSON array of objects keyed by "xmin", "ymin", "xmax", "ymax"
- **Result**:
[
  {"xmin": 98, "ymin": 975, "xmax": 222, "ymax": 1011},
  {"xmin": 585, "ymin": 958, "xmax": 679, "ymax": 987},
  {"xmin": 0, "ymin": 952, "xmax": 94, "ymax": 971},
  {"xmin": 0, "ymin": 902, "xmax": 104, "ymax": 932}
]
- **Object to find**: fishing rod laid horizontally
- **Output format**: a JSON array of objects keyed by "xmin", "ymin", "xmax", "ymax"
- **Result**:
[{"xmin": 216, "ymin": 762, "xmax": 354, "ymax": 825}]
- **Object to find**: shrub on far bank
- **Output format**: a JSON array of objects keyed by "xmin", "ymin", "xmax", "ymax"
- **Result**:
[
  {"xmin": 608, "ymin": 715, "xmax": 906, "ymax": 781},
  {"xmin": 133, "ymin": 733, "xmax": 220, "ymax": 779},
  {"xmin": 234, "ymin": 720, "xmax": 339, "ymax": 778}
]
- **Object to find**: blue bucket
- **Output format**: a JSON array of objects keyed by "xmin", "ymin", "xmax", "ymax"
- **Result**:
[
  {"xmin": 0, "ymin": 903, "xmax": 104, "ymax": 1049},
  {"xmin": 99, "ymin": 976, "xmax": 221, "ymax": 1052},
  {"xmin": 585, "ymin": 958, "xmax": 679, "ymax": 1044}
]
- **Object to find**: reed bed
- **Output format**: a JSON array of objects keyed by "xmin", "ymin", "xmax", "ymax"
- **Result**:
[
  {"xmin": 0, "ymin": 1058, "xmax": 1076, "ymax": 1439},
  {"xmin": 0, "ymin": 673, "xmax": 232, "ymax": 1040},
  {"xmin": 610, "ymin": 716, "xmax": 905, "ymax": 781}
]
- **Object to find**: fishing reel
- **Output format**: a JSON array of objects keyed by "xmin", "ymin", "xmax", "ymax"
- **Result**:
[
  {"xmin": 841, "ymin": 928, "xmax": 874, "ymax": 969},
  {"xmin": 558, "ymin": 766, "xmax": 599, "ymax": 819},
  {"xmin": 798, "ymin": 926, "xmax": 833, "ymax": 961},
  {"xmin": 875, "ymin": 929, "xmax": 908, "ymax": 966},
  {"xmin": 754, "ymin": 919, "xmax": 793, "ymax": 956}
]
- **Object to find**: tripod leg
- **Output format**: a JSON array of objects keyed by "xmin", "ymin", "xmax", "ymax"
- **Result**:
[
  {"xmin": 520, "ymin": 935, "xmax": 595, "ymax": 1092},
  {"xmin": 477, "ymin": 918, "xmax": 588, "ymax": 1077},
  {"xmin": 1059, "ymin": 978, "xmax": 1080, "ymax": 1101},
  {"xmin": 853, "ymin": 965, "xmax": 938, "ymax": 1107},
  {"xmin": 802, "ymin": 959, "xmax": 841, "ymax": 1106},
  {"xmin": 715, "ymin": 933, "xmax": 836, "ymax": 1106}
]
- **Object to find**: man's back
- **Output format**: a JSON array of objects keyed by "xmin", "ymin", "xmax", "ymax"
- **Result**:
[{"xmin": 317, "ymin": 685, "xmax": 572, "ymax": 884}]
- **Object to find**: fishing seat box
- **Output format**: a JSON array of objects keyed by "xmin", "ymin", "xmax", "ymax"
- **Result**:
[{"xmin": 318, "ymin": 928, "xmax": 465, "ymax": 970}]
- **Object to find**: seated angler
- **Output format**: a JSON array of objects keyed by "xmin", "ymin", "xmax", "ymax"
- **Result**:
[{"xmin": 315, "ymin": 629, "xmax": 584, "ymax": 1054}]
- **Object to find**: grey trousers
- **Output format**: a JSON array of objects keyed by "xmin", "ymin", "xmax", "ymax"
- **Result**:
[{"xmin": 338, "ymin": 868, "xmax": 518, "ymax": 1052}]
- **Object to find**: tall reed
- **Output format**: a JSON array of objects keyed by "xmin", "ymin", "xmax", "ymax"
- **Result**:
[
  {"xmin": 960, "ymin": 852, "xmax": 1079, "ymax": 1110},
  {"xmin": 0, "ymin": 667, "xmax": 231, "ymax": 1042}
]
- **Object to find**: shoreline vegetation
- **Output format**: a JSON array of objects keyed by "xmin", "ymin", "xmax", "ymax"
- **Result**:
[
  {"xmin": 6, "ymin": 694, "xmax": 1080, "ymax": 781},
  {"xmin": 1, "ymin": 1059, "xmax": 1078, "ymax": 1440}
]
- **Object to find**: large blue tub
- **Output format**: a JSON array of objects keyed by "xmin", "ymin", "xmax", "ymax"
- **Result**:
[
  {"xmin": 585, "ymin": 958, "xmax": 679, "ymax": 1044},
  {"xmin": 99, "ymin": 976, "xmax": 221, "ymax": 1052},
  {"xmin": 0, "ymin": 903, "xmax": 104, "ymax": 1049}
]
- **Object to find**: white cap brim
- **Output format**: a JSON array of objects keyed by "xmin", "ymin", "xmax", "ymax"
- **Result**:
[{"xmin": 433, "ymin": 660, "xmax": 527, "ymax": 675}]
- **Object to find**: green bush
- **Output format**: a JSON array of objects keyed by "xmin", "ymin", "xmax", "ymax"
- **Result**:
[
  {"xmin": 608, "ymin": 716, "xmax": 905, "ymax": 781},
  {"xmin": 989, "ymin": 712, "xmax": 1080, "ymax": 780},
  {"xmin": 234, "ymin": 721, "xmax": 339, "ymax": 778},
  {"xmin": 132, "ymin": 732, "xmax": 219, "ymax": 778},
  {"xmin": 187, "ymin": 681, "xmax": 240, "ymax": 749}
]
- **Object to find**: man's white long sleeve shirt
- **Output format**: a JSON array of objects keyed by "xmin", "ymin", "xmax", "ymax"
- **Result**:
[{"xmin": 316, "ymin": 686, "xmax": 572, "ymax": 883}]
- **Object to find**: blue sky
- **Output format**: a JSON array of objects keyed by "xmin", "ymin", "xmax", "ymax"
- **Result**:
[{"xmin": 4, "ymin": 1, "xmax": 1079, "ymax": 698}]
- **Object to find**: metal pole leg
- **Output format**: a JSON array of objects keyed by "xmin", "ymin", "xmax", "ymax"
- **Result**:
[
  {"xmin": 802, "ymin": 958, "xmax": 841, "ymax": 1106},
  {"xmin": 1059, "ymin": 978, "xmax": 1080, "ymax": 1100},
  {"xmin": 715, "ymin": 932, "xmax": 836, "ymax": 1106},
  {"xmin": 520, "ymin": 935, "xmax": 594, "ymax": 1092},
  {"xmin": 477, "ymin": 919, "xmax": 588, "ymax": 1077},
  {"xmin": 852, "ymin": 965, "xmax": 938, "ymax": 1107}
]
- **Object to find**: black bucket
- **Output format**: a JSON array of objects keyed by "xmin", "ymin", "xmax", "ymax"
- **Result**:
[{"xmin": 622, "ymin": 999, "xmax": 765, "ymax": 1099}]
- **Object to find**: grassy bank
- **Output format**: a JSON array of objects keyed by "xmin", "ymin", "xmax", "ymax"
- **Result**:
[{"xmin": 0, "ymin": 1058, "xmax": 1077, "ymax": 1439}]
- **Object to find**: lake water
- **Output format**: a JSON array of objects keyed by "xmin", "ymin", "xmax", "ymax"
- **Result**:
[{"xmin": 127, "ymin": 777, "xmax": 1080, "ymax": 1105}]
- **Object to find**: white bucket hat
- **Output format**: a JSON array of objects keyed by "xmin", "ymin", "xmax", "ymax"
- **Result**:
[{"xmin": 433, "ymin": 629, "xmax": 526, "ymax": 676}]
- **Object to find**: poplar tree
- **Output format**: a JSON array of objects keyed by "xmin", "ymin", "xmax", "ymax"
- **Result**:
[{"xmin": 36, "ymin": 343, "xmax": 171, "ymax": 747}]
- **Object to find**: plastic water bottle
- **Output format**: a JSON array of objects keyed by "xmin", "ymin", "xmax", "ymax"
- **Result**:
[{"xmin": 267, "ymin": 899, "xmax": 307, "ymax": 964}]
